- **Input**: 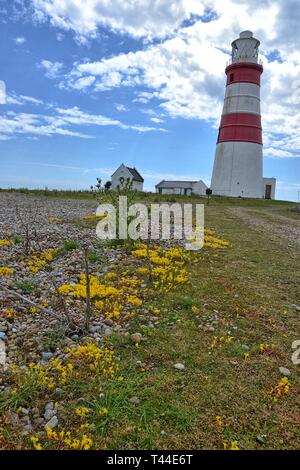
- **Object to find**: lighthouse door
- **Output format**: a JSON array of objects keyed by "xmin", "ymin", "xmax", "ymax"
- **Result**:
[{"xmin": 265, "ymin": 185, "xmax": 272, "ymax": 199}]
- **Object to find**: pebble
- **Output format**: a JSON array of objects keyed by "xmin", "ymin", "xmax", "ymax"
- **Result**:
[
  {"xmin": 279, "ymin": 367, "xmax": 291, "ymax": 377},
  {"xmin": 129, "ymin": 396, "xmax": 140, "ymax": 404},
  {"xmin": 256, "ymin": 435, "xmax": 266, "ymax": 445},
  {"xmin": 174, "ymin": 363, "xmax": 185, "ymax": 370},
  {"xmin": 42, "ymin": 352, "xmax": 53, "ymax": 361},
  {"xmin": 131, "ymin": 332, "xmax": 142, "ymax": 343},
  {"xmin": 104, "ymin": 327, "xmax": 113, "ymax": 337},
  {"xmin": 291, "ymin": 304, "xmax": 300, "ymax": 312},
  {"xmin": 45, "ymin": 415, "xmax": 58, "ymax": 430},
  {"xmin": 0, "ymin": 324, "xmax": 8, "ymax": 333},
  {"xmin": 241, "ymin": 344, "xmax": 250, "ymax": 351},
  {"xmin": 0, "ymin": 332, "xmax": 7, "ymax": 341}
]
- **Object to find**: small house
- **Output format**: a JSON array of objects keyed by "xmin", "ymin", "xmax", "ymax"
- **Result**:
[
  {"xmin": 155, "ymin": 180, "xmax": 207, "ymax": 196},
  {"xmin": 111, "ymin": 164, "xmax": 144, "ymax": 191}
]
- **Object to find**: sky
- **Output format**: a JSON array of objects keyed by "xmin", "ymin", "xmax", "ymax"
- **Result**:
[{"xmin": 0, "ymin": 0, "xmax": 300, "ymax": 201}]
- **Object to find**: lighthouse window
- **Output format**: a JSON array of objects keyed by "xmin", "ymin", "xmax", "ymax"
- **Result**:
[{"xmin": 230, "ymin": 73, "xmax": 234, "ymax": 82}]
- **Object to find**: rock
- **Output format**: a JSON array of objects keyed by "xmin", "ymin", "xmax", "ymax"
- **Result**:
[
  {"xmin": 0, "ymin": 332, "xmax": 7, "ymax": 341},
  {"xmin": 104, "ymin": 328, "xmax": 113, "ymax": 337},
  {"xmin": 104, "ymin": 319, "xmax": 114, "ymax": 327},
  {"xmin": 204, "ymin": 326, "xmax": 215, "ymax": 332},
  {"xmin": 0, "ymin": 324, "xmax": 8, "ymax": 333},
  {"xmin": 160, "ymin": 430, "xmax": 167, "ymax": 436},
  {"xmin": 45, "ymin": 415, "xmax": 58, "ymax": 430},
  {"xmin": 279, "ymin": 367, "xmax": 291, "ymax": 377},
  {"xmin": 89, "ymin": 325, "xmax": 101, "ymax": 333},
  {"xmin": 129, "ymin": 396, "xmax": 140, "ymax": 404},
  {"xmin": 256, "ymin": 435, "xmax": 266, "ymax": 445},
  {"xmin": 291, "ymin": 304, "xmax": 300, "ymax": 312},
  {"xmin": 241, "ymin": 344, "xmax": 250, "ymax": 351},
  {"xmin": 131, "ymin": 332, "xmax": 142, "ymax": 343},
  {"xmin": 42, "ymin": 352, "xmax": 53, "ymax": 361},
  {"xmin": 44, "ymin": 402, "xmax": 55, "ymax": 420},
  {"xmin": 174, "ymin": 363, "xmax": 185, "ymax": 370},
  {"xmin": 20, "ymin": 408, "xmax": 29, "ymax": 415}
]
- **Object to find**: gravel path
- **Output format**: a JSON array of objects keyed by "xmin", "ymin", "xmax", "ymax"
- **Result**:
[{"xmin": 228, "ymin": 207, "xmax": 300, "ymax": 246}]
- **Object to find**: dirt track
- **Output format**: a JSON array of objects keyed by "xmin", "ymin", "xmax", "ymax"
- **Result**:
[{"xmin": 228, "ymin": 207, "xmax": 300, "ymax": 246}]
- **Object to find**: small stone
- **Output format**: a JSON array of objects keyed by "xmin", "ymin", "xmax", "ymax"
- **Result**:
[
  {"xmin": 45, "ymin": 415, "xmax": 58, "ymax": 430},
  {"xmin": 42, "ymin": 352, "xmax": 53, "ymax": 361},
  {"xmin": 20, "ymin": 407, "xmax": 29, "ymax": 415},
  {"xmin": 174, "ymin": 363, "xmax": 185, "ymax": 370},
  {"xmin": 204, "ymin": 325, "xmax": 215, "ymax": 332},
  {"xmin": 104, "ymin": 327, "xmax": 113, "ymax": 337},
  {"xmin": 256, "ymin": 435, "xmax": 266, "ymax": 445},
  {"xmin": 104, "ymin": 319, "xmax": 114, "ymax": 327},
  {"xmin": 0, "ymin": 332, "xmax": 7, "ymax": 341},
  {"xmin": 131, "ymin": 333, "xmax": 142, "ymax": 343},
  {"xmin": 241, "ymin": 344, "xmax": 250, "ymax": 351},
  {"xmin": 279, "ymin": 367, "xmax": 291, "ymax": 377},
  {"xmin": 160, "ymin": 430, "xmax": 167, "ymax": 436},
  {"xmin": 291, "ymin": 304, "xmax": 300, "ymax": 312},
  {"xmin": 0, "ymin": 324, "xmax": 8, "ymax": 333},
  {"xmin": 129, "ymin": 396, "xmax": 140, "ymax": 404}
]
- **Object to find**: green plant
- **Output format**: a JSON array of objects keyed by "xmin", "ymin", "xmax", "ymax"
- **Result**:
[{"xmin": 14, "ymin": 280, "xmax": 36, "ymax": 294}]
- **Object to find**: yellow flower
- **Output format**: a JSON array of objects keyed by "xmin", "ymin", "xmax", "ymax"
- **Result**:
[
  {"xmin": 98, "ymin": 407, "xmax": 108, "ymax": 415},
  {"xmin": 0, "ymin": 239, "xmax": 11, "ymax": 246},
  {"xmin": 215, "ymin": 415, "xmax": 223, "ymax": 429},
  {"xmin": 0, "ymin": 267, "xmax": 14, "ymax": 276},
  {"xmin": 75, "ymin": 406, "xmax": 89, "ymax": 417},
  {"xmin": 30, "ymin": 436, "xmax": 43, "ymax": 450}
]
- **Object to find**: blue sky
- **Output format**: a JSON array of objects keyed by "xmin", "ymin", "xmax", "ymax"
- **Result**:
[{"xmin": 0, "ymin": 0, "xmax": 300, "ymax": 201}]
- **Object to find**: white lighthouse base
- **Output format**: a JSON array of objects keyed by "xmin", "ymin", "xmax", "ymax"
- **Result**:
[{"xmin": 211, "ymin": 141, "xmax": 263, "ymax": 198}]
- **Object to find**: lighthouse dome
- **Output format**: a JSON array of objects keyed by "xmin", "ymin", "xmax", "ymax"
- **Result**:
[{"xmin": 239, "ymin": 31, "xmax": 253, "ymax": 39}]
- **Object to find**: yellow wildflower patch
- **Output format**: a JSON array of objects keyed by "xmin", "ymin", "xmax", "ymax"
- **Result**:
[
  {"xmin": 269, "ymin": 377, "xmax": 290, "ymax": 402},
  {"xmin": 0, "ymin": 239, "xmax": 12, "ymax": 246},
  {"xmin": 0, "ymin": 267, "xmax": 14, "ymax": 276}
]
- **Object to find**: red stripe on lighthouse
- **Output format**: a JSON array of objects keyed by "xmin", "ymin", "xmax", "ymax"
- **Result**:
[
  {"xmin": 217, "ymin": 112, "xmax": 262, "ymax": 145},
  {"xmin": 226, "ymin": 62, "xmax": 263, "ymax": 86}
]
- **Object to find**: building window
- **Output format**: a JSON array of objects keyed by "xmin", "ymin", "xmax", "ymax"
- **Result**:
[{"xmin": 230, "ymin": 73, "xmax": 234, "ymax": 82}]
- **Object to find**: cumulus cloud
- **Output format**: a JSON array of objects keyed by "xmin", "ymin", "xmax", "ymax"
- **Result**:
[
  {"xmin": 31, "ymin": 0, "xmax": 207, "ymax": 40},
  {"xmin": 40, "ymin": 59, "xmax": 64, "ymax": 79}
]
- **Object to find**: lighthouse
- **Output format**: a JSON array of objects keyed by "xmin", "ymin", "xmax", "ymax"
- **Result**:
[{"xmin": 211, "ymin": 31, "xmax": 264, "ymax": 198}]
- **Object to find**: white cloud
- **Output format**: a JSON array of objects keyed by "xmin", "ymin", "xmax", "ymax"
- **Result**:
[
  {"xmin": 40, "ymin": 59, "xmax": 64, "ymax": 79},
  {"xmin": 0, "ymin": 106, "xmax": 167, "ymax": 140},
  {"xmin": 6, "ymin": 93, "xmax": 44, "ymax": 106},
  {"xmin": 14, "ymin": 36, "xmax": 26, "ymax": 45},
  {"xmin": 115, "ymin": 103, "xmax": 127, "ymax": 112},
  {"xmin": 56, "ymin": 32, "xmax": 64, "ymax": 41},
  {"xmin": 31, "ymin": 0, "xmax": 207, "ymax": 40},
  {"xmin": 0, "ymin": 81, "xmax": 6, "ymax": 104},
  {"xmin": 151, "ymin": 117, "xmax": 164, "ymax": 123}
]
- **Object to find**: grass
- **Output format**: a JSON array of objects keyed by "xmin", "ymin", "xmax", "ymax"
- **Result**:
[
  {"xmin": 1, "ymin": 192, "xmax": 299, "ymax": 450},
  {"xmin": 14, "ymin": 280, "xmax": 36, "ymax": 294}
]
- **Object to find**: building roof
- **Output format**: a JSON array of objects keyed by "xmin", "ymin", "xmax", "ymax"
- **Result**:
[
  {"xmin": 127, "ymin": 167, "xmax": 144, "ymax": 183},
  {"xmin": 155, "ymin": 180, "xmax": 197, "ymax": 189}
]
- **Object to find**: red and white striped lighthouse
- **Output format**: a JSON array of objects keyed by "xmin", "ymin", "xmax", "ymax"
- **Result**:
[{"xmin": 211, "ymin": 31, "xmax": 263, "ymax": 198}]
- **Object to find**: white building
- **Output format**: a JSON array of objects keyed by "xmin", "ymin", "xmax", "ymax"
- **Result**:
[
  {"xmin": 263, "ymin": 177, "xmax": 276, "ymax": 199},
  {"xmin": 111, "ymin": 164, "xmax": 144, "ymax": 191},
  {"xmin": 155, "ymin": 180, "xmax": 207, "ymax": 196},
  {"xmin": 211, "ymin": 31, "xmax": 276, "ymax": 199}
]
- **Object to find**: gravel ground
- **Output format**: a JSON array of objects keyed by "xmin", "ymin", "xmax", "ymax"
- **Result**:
[{"xmin": 0, "ymin": 192, "xmax": 129, "ymax": 377}]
